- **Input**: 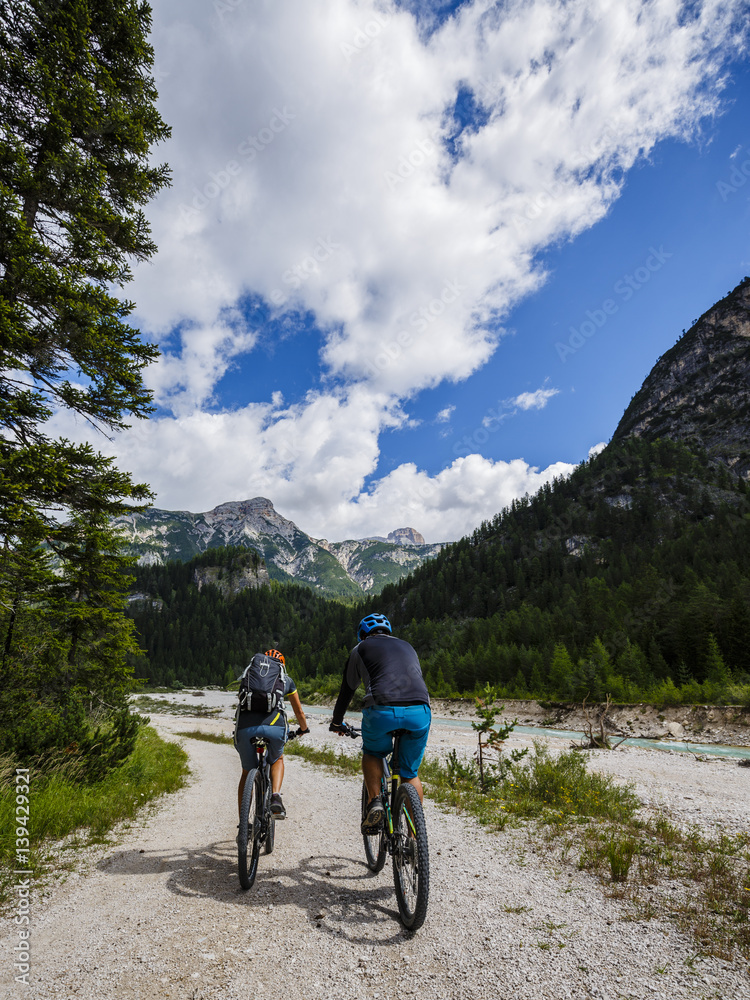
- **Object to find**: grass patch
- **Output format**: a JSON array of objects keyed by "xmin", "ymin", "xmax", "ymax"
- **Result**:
[
  {"xmin": 0, "ymin": 726, "xmax": 189, "ymax": 909},
  {"xmin": 130, "ymin": 695, "xmax": 222, "ymax": 717},
  {"xmin": 284, "ymin": 739, "xmax": 362, "ymax": 775},
  {"xmin": 182, "ymin": 730, "xmax": 233, "ymax": 745},
  {"xmin": 419, "ymin": 741, "xmax": 639, "ymax": 833},
  {"xmin": 572, "ymin": 818, "xmax": 750, "ymax": 959},
  {"xmin": 287, "ymin": 739, "xmax": 638, "ymax": 829}
]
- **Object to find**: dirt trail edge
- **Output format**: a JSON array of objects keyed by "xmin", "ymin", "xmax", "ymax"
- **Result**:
[{"xmin": 2, "ymin": 716, "xmax": 748, "ymax": 1000}]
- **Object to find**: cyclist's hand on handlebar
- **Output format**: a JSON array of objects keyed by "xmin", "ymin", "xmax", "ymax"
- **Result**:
[
  {"xmin": 329, "ymin": 721, "xmax": 360, "ymax": 738},
  {"xmin": 287, "ymin": 727, "xmax": 309, "ymax": 741}
]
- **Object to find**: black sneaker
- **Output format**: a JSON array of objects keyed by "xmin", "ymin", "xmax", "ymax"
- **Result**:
[
  {"xmin": 361, "ymin": 796, "xmax": 384, "ymax": 833},
  {"xmin": 270, "ymin": 793, "xmax": 286, "ymax": 819}
]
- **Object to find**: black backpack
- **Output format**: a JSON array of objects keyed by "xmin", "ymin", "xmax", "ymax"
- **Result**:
[{"xmin": 237, "ymin": 653, "xmax": 286, "ymax": 714}]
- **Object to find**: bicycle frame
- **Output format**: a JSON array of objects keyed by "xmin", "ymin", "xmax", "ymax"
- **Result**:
[{"xmin": 379, "ymin": 735, "xmax": 417, "ymax": 844}]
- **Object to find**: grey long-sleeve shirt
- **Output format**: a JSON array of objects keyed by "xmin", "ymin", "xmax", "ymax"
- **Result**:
[{"xmin": 331, "ymin": 633, "xmax": 430, "ymax": 724}]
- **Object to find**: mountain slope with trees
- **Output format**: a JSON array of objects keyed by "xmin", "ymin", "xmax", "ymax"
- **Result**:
[
  {"xmin": 127, "ymin": 279, "xmax": 750, "ymax": 707},
  {"xmin": 375, "ymin": 437, "xmax": 750, "ymax": 704},
  {"xmin": 127, "ymin": 547, "xmax": 352, "ymax": 688}
]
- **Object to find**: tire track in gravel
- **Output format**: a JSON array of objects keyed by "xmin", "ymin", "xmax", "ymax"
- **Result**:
[{"xmin": 2, "ymin": 718, "xmax": 748, "ymax": 1000}]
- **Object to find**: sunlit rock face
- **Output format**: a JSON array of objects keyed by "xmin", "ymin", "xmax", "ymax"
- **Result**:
[{"xmin": 614, "ymin": 277, "xmax": 750, "ymax": 479}]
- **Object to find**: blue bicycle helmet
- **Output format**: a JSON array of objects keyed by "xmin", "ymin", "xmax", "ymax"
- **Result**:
[{"xmin": 358, "ymin": 613, "xmax": 392, "ymax": 641}]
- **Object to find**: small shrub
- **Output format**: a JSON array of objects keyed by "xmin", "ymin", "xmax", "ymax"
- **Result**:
[
  {"xmin": 505, "ymin": 742, "xmax": 639, "ymax": 823},
  {"xmin": 607, "ymin": 834, "xmax": 637, "ymax": 882},
  {"xmin": 446, "ymin": 749, "xmax": 477, "ymax": 786}
]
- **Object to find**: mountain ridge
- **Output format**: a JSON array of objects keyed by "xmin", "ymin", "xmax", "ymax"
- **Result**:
[{"xmin": 114, "ymin": 499, "xmax": 444, "ymax": 596}]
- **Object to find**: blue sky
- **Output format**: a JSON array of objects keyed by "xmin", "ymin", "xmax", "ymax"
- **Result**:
[
  {"xmin": 55, "ymin": 0, "xmax": 750, "ymax": 542},
  {"xmin": 384, "ymin": 69, "xmax": 750, "ymax": 480}
]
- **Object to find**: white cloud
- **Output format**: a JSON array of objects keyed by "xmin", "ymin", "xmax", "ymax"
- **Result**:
[
  {"xmin": 147, "ymin": 318, "xmax": 257, "ymax": 415},
  {"xmin": 436, "ymin": 405, "xmax": 455, "ymax": 423},
  {"xmin": 138, "ymin": 0, "xmax": 744, "ymax": 392},
  {"xmin": 339, "ymin": 454, "xmax": 577, "ymax": 541},
  {"xmin": 49, "ymin": 397, "xmax": 575, "ymax": 542},
  {"xmin": 512, "ymin": 387, "xmax": 560, "ymax": 411},
  {"xmin": 478, "ymin": 382, "xmax": 559, "ymax": 428},
  {"xmin": 588, "ymin": 441, "xmax": 607, "ymax": 458},
  {"xmin": 64, "ymin": 0, "xmax": 748, "ymax": 539}
]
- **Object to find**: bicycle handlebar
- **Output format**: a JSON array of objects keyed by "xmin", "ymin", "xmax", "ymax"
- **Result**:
[
  {"xmin": 329, "ymin": 721, "xmax": 361, "ymax": 738},
  {"xmin": 286, "ymin": 727, "xmax": 309, "ymax": 742}
]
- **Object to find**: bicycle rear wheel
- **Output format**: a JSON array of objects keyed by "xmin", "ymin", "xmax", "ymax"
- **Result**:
[
  {"xmin": 238, "ymin": 769, "xmax": 262, "ymax": 889},
  {"xmin": 361, "ymin": 780, "xmax": 386, "ymax": 873},
  {"xmin": 392, "ymin": 783, "xmax": 429, "ymax": 929}
]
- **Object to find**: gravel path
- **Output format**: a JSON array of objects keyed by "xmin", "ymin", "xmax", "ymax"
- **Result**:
[{"xmin": 2, "ymin": 712, "xmax": 749, "ymax": 1000}]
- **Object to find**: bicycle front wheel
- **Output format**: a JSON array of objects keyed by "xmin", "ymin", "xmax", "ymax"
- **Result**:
[
  {"xmin": 392, "ymin": 783, "xmax": 429, "ymax": 929},
  {"xmin": 361, "ymin": 780, "xmax": 386, "ymax": 873},
  {"xmin": 264, "ymin": 814, "xmax": 275, "ymax": 855},
  {"xmin": 238, "ymin": 769, "xmax": 262, "ymax": 889}
]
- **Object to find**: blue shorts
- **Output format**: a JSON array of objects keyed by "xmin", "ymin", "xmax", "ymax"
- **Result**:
[
  {"xmin": 361, "ymin": 704, "xmax": 431, "ymax": 779},
  {"xmin": 235, "ymin": 711, "xmax": 287, "ymax": 768}
]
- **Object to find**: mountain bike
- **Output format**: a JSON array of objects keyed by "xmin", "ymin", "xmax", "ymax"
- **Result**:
[
  {"xmin": 237, "ymin": 728, "xmax": 304, "ymax": 890},
  {"xmin": 339, "ymin": 723, "xmax": 430, "ymax": 930}
]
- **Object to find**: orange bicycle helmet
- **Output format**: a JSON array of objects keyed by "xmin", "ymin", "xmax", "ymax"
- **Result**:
[{"xmin": 264, "ymin": 648, "xmax": 285, "ymax": 665}]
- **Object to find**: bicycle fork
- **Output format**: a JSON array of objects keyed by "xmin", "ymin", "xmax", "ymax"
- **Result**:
[{"xmin": 381, "ymin": 756, "xmax": 396, "ymax": 836}]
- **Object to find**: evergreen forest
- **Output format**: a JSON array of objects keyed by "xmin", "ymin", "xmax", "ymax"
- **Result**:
[{"xmin": 128, "ymin": 437, "xmax": 750, "ymax": 707}]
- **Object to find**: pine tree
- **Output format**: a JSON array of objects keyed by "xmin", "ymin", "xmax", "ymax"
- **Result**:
[
  {"xmin": 704, "ymin": 633, "xmax": 731, "ymax": 693},
  {"xmin": 0, "ymin": 0, "xmax": 169, "ymax": 530},
  {"xmin": 548, "ymin": 642, "xmax": 575, "ymax": 699},
  {"xmin": 0, "ymin": 1, "xmax": 170, "ymax": 762}
]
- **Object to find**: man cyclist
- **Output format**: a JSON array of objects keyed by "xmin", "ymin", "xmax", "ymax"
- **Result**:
[
  {"xmin": 234, "ymin": 648, "xmax": 308, "ymax": 821},
  {"xmin": 329, "ymin": 613, "xmax": 431, "ymax": 833}
]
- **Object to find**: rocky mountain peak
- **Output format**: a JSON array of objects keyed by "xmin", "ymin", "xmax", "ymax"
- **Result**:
[
  {"xmin": 387, "ymin": 527, "xmax": 425, "ymax": 545},
  {"xmin": 613, "ymin": 276, "xmax": 750, "ymax": 478},
  {"xmin": 210, "ymin": 497, "xmax": 274, "ymax": 515},
  {"xmin": 204, "ymin": 497, "xmax": 299, "ymax": 542}
]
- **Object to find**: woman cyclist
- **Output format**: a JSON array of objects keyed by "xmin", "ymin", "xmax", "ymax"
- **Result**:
[{"xmin": 235, "ymin": 648, "xmax": 308, "ymax": 820}]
